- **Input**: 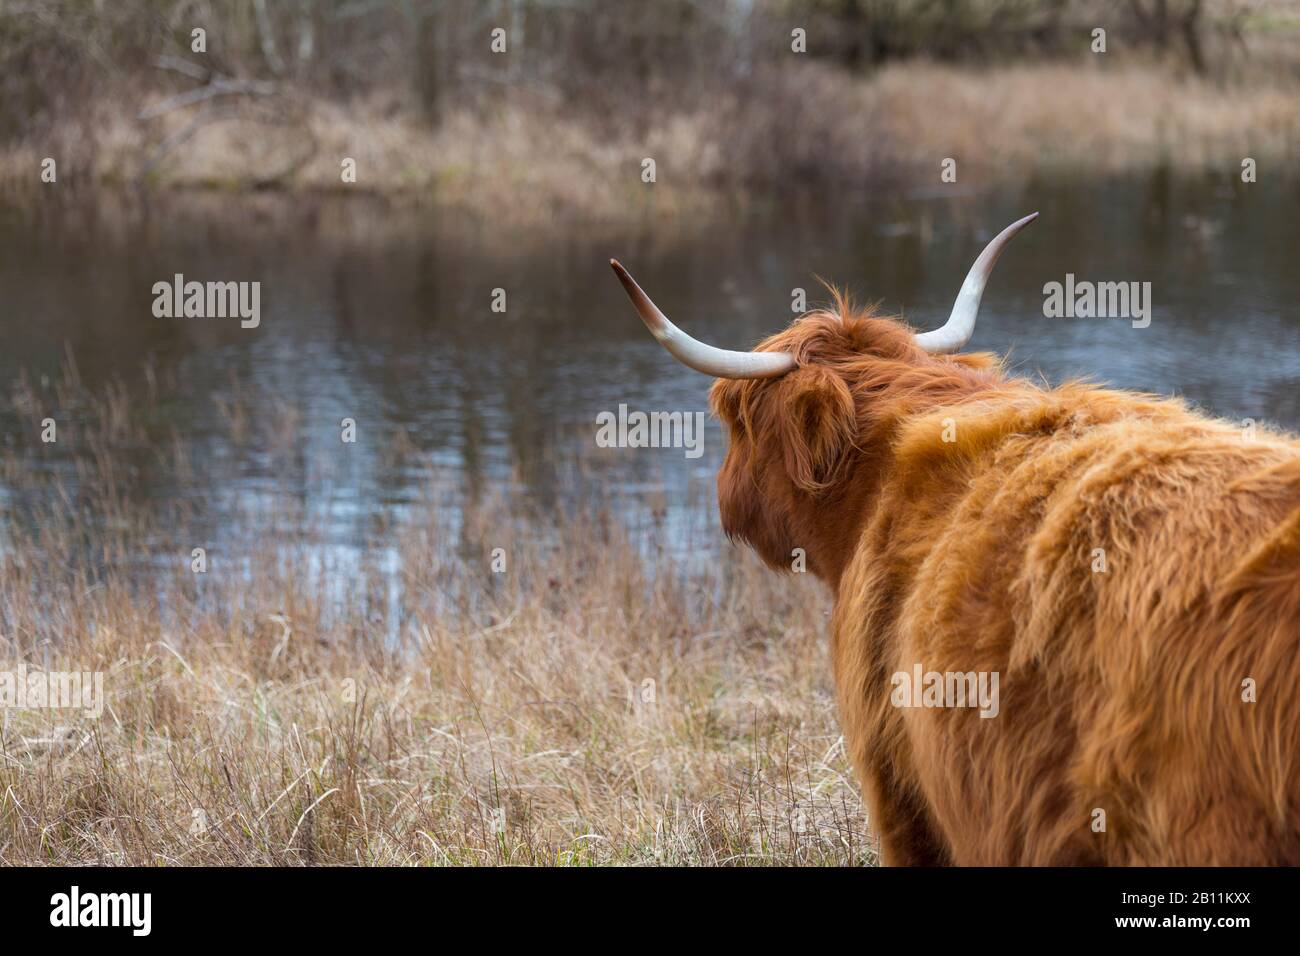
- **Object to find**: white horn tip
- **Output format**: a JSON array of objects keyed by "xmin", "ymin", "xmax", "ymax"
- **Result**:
[{"xmin": 913, "ymin": 212, "xmax": 1038, "ymax": 354}]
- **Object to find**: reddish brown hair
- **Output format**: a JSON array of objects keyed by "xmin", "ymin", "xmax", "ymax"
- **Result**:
[{"xmin": 710, "ymin": 294, "xmax": 1300, "ymax": 865}]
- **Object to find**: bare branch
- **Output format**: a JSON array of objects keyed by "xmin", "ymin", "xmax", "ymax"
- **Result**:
[
  {"xmin": 138, "ymin": 77, "xmax": 278, "ymax": 121},
  {"xmin": 153, "ymin": 54, "xmax": 211, "ymax": 82}
]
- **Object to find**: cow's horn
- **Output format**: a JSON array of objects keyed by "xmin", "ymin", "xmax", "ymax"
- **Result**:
[
  {"xmin": 610, "ymin": 260, "xmax": 798, "ymax": 379},
  {"xmin": 914, "ymin": 212, "xmax": 1039, "ymax": 354}
]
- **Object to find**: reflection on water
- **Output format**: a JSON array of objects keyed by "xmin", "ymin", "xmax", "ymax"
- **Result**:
[{"xmin": 2, "ymin": 171, "xmax": 1299, "ymax": 569}]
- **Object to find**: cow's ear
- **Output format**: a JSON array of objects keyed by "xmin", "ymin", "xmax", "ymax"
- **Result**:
[
  {"xmin": 778, "ymin": 366, "xmax": 856, "ymax": 493},
  {"xmin": 708, "ymin": 377, "xmax": 744, "ymax": 431}
]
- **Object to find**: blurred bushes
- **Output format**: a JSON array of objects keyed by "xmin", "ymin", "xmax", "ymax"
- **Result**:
[
  {"xmin": 0, "ymin": 0, "xmax": 1259, "ymax": 140},
  {"xmin": 0, "ymin": 0, "xmax": 1289, "ymax": 206}
]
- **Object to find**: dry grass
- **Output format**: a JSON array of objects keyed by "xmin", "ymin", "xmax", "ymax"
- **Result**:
[
  {"xmin": 874, "ymin": 61, "xmax": 1300, "ymax": 175},
  {"xmin": 0, "ymin": 362, "xmax": 869, "ymax": 866}
]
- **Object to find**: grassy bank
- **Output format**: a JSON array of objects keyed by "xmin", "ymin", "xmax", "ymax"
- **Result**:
[
  {"xmin": 0, "ymin": 363, "xmax": 863, "ymax": 866},
  {"xmin": 8, "ymin": 58, "xmax": 1300, "ymax": 224},
  {"xmin": 4, "ymin": 0, "xmax": 1300, "ymax": 221}
]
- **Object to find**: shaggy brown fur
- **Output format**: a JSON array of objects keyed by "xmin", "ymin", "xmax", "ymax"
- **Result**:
[{"xmin": 710, "ymin": 295, "xmax": 1300, "ymax": 865}]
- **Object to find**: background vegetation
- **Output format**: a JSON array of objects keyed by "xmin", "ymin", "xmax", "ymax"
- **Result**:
[{"xmin": 1, "ymin": 0, "xmax": 1298, "ymax": 219}]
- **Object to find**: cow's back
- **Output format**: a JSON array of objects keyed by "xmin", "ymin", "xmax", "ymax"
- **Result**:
[{"xmin": 833, "ymin": 386, "xmax": 1300, "ymax": 864}]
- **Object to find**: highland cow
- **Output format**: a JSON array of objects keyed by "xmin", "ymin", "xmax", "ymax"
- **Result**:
[{"xmin": 611, "ymin": 215, "xmax": 1300, "ymax": 865}]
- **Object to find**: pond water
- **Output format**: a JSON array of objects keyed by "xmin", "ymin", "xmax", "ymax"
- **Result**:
[{"xmin": 2, "ymin": 171, "xmax": 1298, "ymax": 566}]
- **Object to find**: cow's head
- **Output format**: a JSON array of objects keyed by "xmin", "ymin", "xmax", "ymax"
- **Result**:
[{"xmin": 610, "ymin": 214, "xmax": 1035, "ymax": 584}]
